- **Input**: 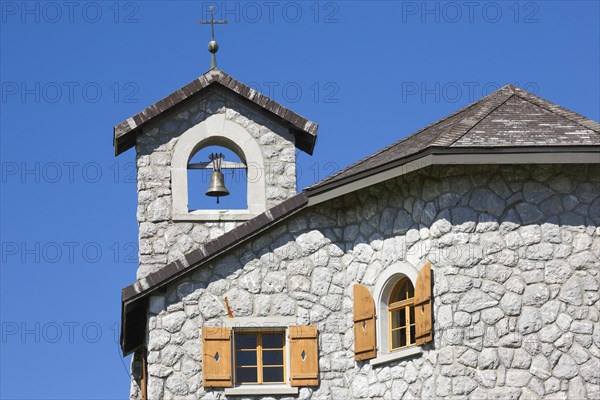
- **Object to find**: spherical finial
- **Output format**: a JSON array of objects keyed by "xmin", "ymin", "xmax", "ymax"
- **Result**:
[{"xmin": 208, "ymin": 40, "xmax": 219, "ymax": 54}]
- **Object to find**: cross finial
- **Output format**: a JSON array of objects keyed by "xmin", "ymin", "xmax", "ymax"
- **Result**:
[{"xmin": 197, "ymin": 6, "xmax": 228, "ymax": 68}]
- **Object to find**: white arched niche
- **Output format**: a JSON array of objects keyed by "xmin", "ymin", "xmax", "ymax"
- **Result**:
[
  {"xmin": 171, "ymin": 113, "xmax": 267, "ymax": 221},
  {"xmin": 371, "ymin": 261, "xmax": 423, "ymax": 366}
]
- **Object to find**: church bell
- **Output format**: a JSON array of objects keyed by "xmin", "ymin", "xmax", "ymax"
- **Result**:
[{"xmin": 205, "ymin": 153, "xmax": 230, "ymax": 203}]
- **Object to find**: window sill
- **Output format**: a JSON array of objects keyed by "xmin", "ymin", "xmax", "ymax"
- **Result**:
[
  {"xmin": 224, "ymin": 385, "xmax": 299, "ymax": 396},
  {"xmin": 370, "ymin": 346, "xmax": 422, "ymax": 366},
  {"xmin": 173, "ymin": 210, "xmax": 258, "ymax": 222}
]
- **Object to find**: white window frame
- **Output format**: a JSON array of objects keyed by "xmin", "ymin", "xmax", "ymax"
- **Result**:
[{"xmin": 371, "ymin": 261, "xmax": 423, "ymax": 366}]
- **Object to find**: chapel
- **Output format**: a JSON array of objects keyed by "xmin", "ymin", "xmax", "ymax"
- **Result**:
[{"xmin": 114, "ymin": 21, "xmax": 600, "ymax": 400}]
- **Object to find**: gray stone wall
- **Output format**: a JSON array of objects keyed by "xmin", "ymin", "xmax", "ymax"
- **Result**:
[
  {"xmin": 135, "ymin": 87, "xmax": 298, "ymax": 279},
  {"xmin": 141, "ymin": 164, "xmax": 600, "ymax": 400}
]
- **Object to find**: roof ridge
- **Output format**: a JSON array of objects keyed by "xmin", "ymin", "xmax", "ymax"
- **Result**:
[
  {"xmin": 510, "ymin": 86, "xmax": 600, "ymax": 134},
  {"xmin": 432, "ymin": 86, "xmax": 516, "ymax": 147},
  {"xmin": 444, "ymin": 93, "xmax": 516, "ymax": 148},
  {"xmin": 307, "ymin": 86, "xmax": 514, "ymax": 189}
]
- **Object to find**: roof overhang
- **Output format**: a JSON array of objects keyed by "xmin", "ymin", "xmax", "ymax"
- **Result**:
[
  {"xmin": 113, "ymin": 68, "xmax": 318, "ymax": 156},
  {"xmin": 305, "ymin": 146, "xmax": 600, "ymax": 203}
]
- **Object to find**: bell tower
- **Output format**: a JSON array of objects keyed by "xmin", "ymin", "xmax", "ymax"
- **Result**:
[{"xmin": 113, "ymin": 30, "xmax": 318, "ymax": 279}]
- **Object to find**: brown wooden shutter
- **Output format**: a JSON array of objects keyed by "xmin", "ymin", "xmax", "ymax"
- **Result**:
[
  {"xmin": 140, "ymin": 348, "xmax": 147, "ymax": 400},
  {"xmin": 289, "ymin": 326, "xmax": 319, "ymax": 387},
  {"xmin": 202, "ymin": 327, "xmax": 233, "ymax": 388},
  {"xmin": 415, "ymin": 262, "xmax": 433, "ymax": 345},
  {"xmin": 353, "ymin": 284, "xmax": 377, "ymax": 361}
]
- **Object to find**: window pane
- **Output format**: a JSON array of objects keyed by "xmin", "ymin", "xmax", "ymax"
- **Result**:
[
  {"xmin": 236, "ymin": 367, "xmax": 257, "ymax": 384},
  {"xmin": 263, "ymin": 366, "xmax": 284, "ymax": 383},
  {"xmin": 407, "ymin": 281, "xmax": 414, "ymax": 298},
  {"xmin": 235, "ymin": 350, "xmax": 257, "ymax": 366},
  {"xmin": 410, "ymin": 325, "xmax": 416, "ymax": 345},
  {"xmin": 235, "ymin": 334, "xmax": 257, "ymax": 350},
  {"xmin": 391, "ymin": 308, "xmax": 406, "ymax": 329},
  {"xmin": 262, "ymin": 332, "xmax": 284, "ymax": 349},
  {"xmin": 390, "ymin": 280, "xmax": 406, "ymax": 302},
  {"xmin": 410, "ymin": 306, "xmax": 415, "ymax": 324},
  {"xmin": 391, "ymin": 328, "xmax": 407, "ymax": 349},
  {"xmin": 390, "ymin": 278, "xmax": 416, "ymax": 304},
  {"xmin": 263, "ymin": 349, "xmax": 284, "ymax": 366}
]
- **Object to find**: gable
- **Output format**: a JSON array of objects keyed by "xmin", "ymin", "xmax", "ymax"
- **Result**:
[{"xmin": 113, "ymin": 68, "xmax": 319, "ymax": 156}]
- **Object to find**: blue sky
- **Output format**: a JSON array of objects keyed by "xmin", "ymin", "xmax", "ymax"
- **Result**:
[{"xmin": 1, "ymin": 1, "xmax": 598, "ymax": 398}]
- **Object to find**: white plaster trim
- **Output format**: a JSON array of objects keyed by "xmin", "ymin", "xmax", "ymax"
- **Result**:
[
  {"xmin": 308, "ymin": 151, "xmax": 600, "ymax": 207},
  {"xmin": 224, "ymin": 385, "xmax": 299, "ymax": 395},
  {"xmin": 171, "ymin": 113, "xmax": 266, "ymax": 220},
  {"xmin": 370, "ymin": 346, "xmax": 422, "ymax": 367},
  {"xmin": 373, "ymin": 262, "xmax": 419, "ymax": 358},
  {"xmin": 173, "ymin": 211, "xmax": 258, "ymax": 221},
  {"xmin": 222, "ymin": 316, "xmax": 296, "ymax": 328}
]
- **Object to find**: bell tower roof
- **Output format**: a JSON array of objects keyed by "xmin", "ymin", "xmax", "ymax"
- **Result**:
[{"xmin": 113, "ymin": 68, "xmax": 319, "ymax": 156}]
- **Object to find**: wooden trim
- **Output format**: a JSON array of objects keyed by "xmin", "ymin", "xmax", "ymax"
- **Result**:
[
  {"xmin": 414, "ymin": 262, "xmax": 433, "ymax": 346},
  {"xmin": 289, "ymin": 327, "xmax": 317, "ymax": 339},
  {"xmin": 353, "ymin": 284, "xmax": 377, "ymax": 361},
  {"xmin": 234, "ymin": 331, "xmax": 286, "ymax": 385},
  {"xmin": 202, "ymin": 327, "xmax": 233, "ymax": 388},
  {"xmin": 388, "ymin": 278, "xmax": 416, "ymax": 351},
  {"xmin": 206, "ymin": 374, "xmax": 232, "ymax": 380},
  {"xmin": 140, "ymin": 348, "xmax": 147, "ymax": 400},
  {"xmin": 289, "ymin": 326, "xmax": 319, "ymax": 387},
  {"xmin": 291, "ymin": 372, "xmax": 318, "ymax": 379}
]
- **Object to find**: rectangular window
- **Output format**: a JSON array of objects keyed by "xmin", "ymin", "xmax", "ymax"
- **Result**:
[{"xmin": 234, "ymin": 331, "xmax": 285, "ymax": 385}]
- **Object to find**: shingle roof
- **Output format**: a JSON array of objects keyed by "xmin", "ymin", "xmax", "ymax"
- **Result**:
[
  {"xmin": 119, "ymin": 84, "xmax": 600, "ymax": 355},
  {"xmin": 307, "ymin": 84, "xmax": 600, "ymax": 192},
  {"xmin": 113, "ymin": 68, "xmax": 319, "ymax": 156}
]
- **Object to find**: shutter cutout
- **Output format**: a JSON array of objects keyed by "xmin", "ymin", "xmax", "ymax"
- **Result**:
[
  {"xmin": 353, "ymin": 284, "xmax": 377, "ymax": 361},
  {"xmin": 289, "ymin": 326, "xmax": 319, "ymax": 387},
  {"xmin": 414, "ymin": 262, "xmax": 433, "ymax": 345},
  {"xmin": 202, "ymin": 327, "xmax": 233, "ymax": 388}
]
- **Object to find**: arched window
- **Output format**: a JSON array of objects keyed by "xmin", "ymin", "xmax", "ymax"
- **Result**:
[
  {"xmin": 388, "ymin": 277, "xmax": 416, "ymax": 351},
  {"xmin": 354, "ymin": 262, "xmax": 433, "ymax": 365}
]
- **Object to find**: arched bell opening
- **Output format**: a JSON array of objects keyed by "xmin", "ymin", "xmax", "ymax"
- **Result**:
[
  {"xmin": 187, "ymin": 144, "xmax": 248, "ymax": 211},
  {"xmin": 171, "ymin": 113, "xmax": 267, "ymax": 220}
]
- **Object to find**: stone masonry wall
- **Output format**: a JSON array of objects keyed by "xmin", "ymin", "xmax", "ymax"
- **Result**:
[
  {"xmin": 135, "ymin": 87, "xmax": 298, "ymax": 279},
  {"xmin": 140, "ymin": 164, "xmax": 600, "ymax": 400}
]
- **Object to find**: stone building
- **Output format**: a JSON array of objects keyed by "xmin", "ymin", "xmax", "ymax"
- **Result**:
[{"xmin": 114, "ymin": 67, "xmax": 600, "ymax": 400}]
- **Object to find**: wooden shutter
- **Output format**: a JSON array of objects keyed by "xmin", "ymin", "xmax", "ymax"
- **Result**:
[
  {"xmin": 414, "ymin": 262, "xmax": 433, "ymax": 345},
  {"xmin": 289, "ymin": 326, "xmax": 319, "ymax": 387},
  {"xmin": 353, "ymin": 284, "xmax": 376, "ymax": 361},
  {"xmin": 140, "ymin": 348, "xmax": 147, "ymax": 400},
  {"xmin": 202, "ymin": 327, "xmax": 233, "ymax": 388}
]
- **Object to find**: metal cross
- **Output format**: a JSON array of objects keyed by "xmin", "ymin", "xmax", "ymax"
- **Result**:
[{"xmin": 197, "ymin": 6, "xmax": 228, "ymax": 68}]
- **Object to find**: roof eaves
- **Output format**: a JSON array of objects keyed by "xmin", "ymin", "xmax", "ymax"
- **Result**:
[
  {"xmin": 113, "ymin": 68, "xmax": 318, "ymax": 156},
  {"xmin": 306, "ymin": 144, "xmax": 600, "ymax": 198}
]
